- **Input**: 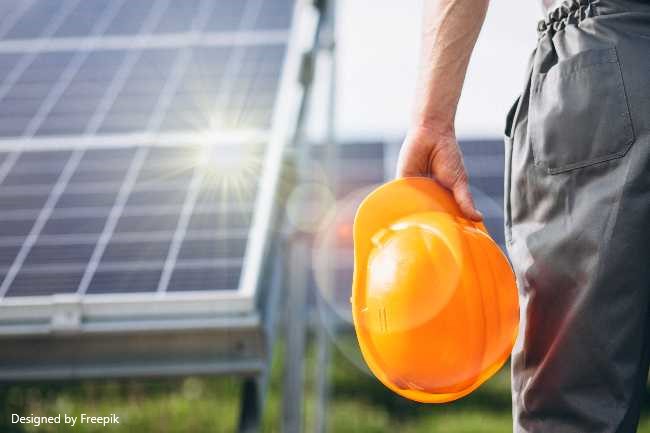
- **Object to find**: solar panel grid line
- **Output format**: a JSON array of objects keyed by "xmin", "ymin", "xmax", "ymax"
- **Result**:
[
  {"xmin": 182, "ymin": 228, "xmax": 251, "ymax": 240},
  {"xmin": 0, "ymin": 149, "xmax": 84, "ymax": 299},
  {"xmin": 1, "ymin": 257, "xmax": 246, "ymax": 276},
  {"xmin": 0, "ymin": 201, "xmax": 255, "ymax": 220},
  {"xmin": 0, "ymin": 130, "xmax": 270, "ymax": 153},
  {"xmin": 22, "ymin": 0, "xmax": 127, "ymax": 138},
  {"xmin": 84, "ymin": 0, "xmax": 171, "ymax": 135},
  {"xmin": 172, "ymin": 257, "xmax": 245, "ymax": 270},
  {"xmin": 102, "ymin": 257, "xmax": 243, "ymax": 272},
  {"xmin": 0, "ymin": 228, "xmax": 254, "ymax": 247},
  {"xmin": 156, "ymin": 167, "xmax": 206, "ymax": 293},
  {"xmin": 0, "ymin": 30, "xmax": 291, "ymax": 54},
  {"xmin": 76, "ymin": 147, "xmax": 150, "ymax": 295},
  {"xmin": 0, "ymin": 227, "xmax": 252, "ymax": 247}
]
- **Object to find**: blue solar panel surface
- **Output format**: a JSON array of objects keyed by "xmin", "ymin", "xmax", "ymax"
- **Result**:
[
  {"xmin": 0, "ymin": 0, "xmax": 295, "ymax": 300},
  {"xmin": 0, "ymin": 146, "xmax": 259, "ymax": 297}
]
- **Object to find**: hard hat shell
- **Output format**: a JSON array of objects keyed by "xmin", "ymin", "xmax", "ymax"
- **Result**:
[{"xmin": 351, "ymin": 177, "xmax": 519, "ymax": 403}]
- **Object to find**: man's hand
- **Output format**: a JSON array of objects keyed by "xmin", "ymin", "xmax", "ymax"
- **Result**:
[
  {"xmin": 396, "ymin": 0, "xmax": 489, "ymax": 222},
  {"xmin": 396, "ymin": 124, "xmax": 482, "ymax": 221}
]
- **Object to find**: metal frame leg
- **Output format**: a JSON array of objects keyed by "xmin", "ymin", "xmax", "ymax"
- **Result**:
[
  {"xmin": 238, "ymin": 376, "xmax": 262, "ymax": 433},
  {"xmin": 282, "ymin": 239, "xmax": 310, "ymax": 433}
]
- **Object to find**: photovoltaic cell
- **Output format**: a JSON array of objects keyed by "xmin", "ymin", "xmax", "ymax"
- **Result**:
[
  {"xmin": 83, "ymin": 146, "xmax": 137, "ymax": 160},
  {"xmin": 0, "ymin": 245, "xmax": 22, "ymax": 268},
  {"xmin": 1, "ymin": 171, "xmax": 62, "ymax": 187},
  {"xmin": 56, "ymin": 190, "xmax": 120, "ymax": 208},
  {"xmin": 68, "ymin": 168, "xmax": 130, "ymax": 185},
  {"xmin": 41, "ymin": 215, "xmax": 108, "ymax": 235},
  {"xmin": 0, "ymin": 218, "xmax": 36, "ymax": 238},
  {"xmin": 125, "ymin": 188, "xmax": 189, "ymax": 208},
  {"xmin": 168, "ymin": 266, "xmax": 242, "ymax": 292},
  {"xmin": 204, "ymin": 1, "xmax": 248, "ymax": 32},
  {"xmin": 153, "ymin": 0, "xmax": 203, "ymax": 34},
  {"xmin": 86, "ymin": 268, "xmax": 163, "ymax": 294},
  {"xmin": 6, "ymin": 270, "xmax": 82, "ymax": 297},
  {"xmin": 2, "ymin": 0, "xmax": 76, "ymax": 40},
  {"xmin": 188, "ymin": 209, "xmax": 253, "ymax": 232},
  {"xmin": 24, "ymin": 242, "xmax": 95, "ymax": 267},
  {"xmin": 253, "ymin": 0, "xmax": 295, "ymax": 30},
  {"xmin": 0, "ymin": 193, "xmax": 50, "ymax": 211},
  {"xmin": 176, "ymin": 237, "xmax": 248, "ymax": 261},
  {"xmin": 100, "ymin": 239, "xmax": 173, "ymax": 264},
  {"xmin": 114, "ymin": 212, "xmax": 181, "ymax": 233},
  {"xmin": 102, "ymin": 0, "xmax": 160, "ymax": 36}
]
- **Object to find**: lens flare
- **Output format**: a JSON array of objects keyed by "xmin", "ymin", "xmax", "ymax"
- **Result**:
[{"xmin": 195, "ymin": 141, "xmax": 263, "ymax": 204}]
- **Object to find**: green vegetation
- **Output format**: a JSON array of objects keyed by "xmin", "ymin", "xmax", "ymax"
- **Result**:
[{"xmin": 2, "ymin": 335, "xmax": 649, "ymax": 433}]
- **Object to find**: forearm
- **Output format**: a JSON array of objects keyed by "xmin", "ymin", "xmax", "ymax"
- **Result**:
[{"xmin": 413, "ymin": 0, "xmax": 489, "ymax": 131}]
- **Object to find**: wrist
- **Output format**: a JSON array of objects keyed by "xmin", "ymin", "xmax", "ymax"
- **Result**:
[{"xmin": 409, "ymin": 118, "xmax": 455, "ymax": 139}]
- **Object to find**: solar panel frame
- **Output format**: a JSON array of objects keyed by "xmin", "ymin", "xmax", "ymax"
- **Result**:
[{"xmin": 0, "ymin": 0, "xmax": 313, "ymax": 335}]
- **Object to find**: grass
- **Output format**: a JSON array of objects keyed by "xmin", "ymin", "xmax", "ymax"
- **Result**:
[{"xmin": 2, "ymin": 334, "xmax": 650, "ymax": 433}]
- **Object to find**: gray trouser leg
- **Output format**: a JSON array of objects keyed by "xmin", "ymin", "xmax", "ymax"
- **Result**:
[{"xmin": 506, "ymin": 1, "xmax": 650, "ymax": 431}]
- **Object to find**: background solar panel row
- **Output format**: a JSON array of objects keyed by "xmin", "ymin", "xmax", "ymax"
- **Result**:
[
  {"xmin": 0, "ymin": 0, "xmax": 295, "ymax": 41},
  {"xmin": 459, "ymin": 140, "xmax": 505, "ymax": 246},
  {"xmin": 0, "ymin": 145, "xmax": 257, "ymax": 298}
]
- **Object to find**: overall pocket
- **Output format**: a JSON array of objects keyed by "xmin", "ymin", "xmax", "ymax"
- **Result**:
[
  {"xmin": 503, "ymin": 95, "xmax": 520, "ymax": 245},
  {"xmin": 530, "ymin": 47, "xmax": 635, "ymax": 174}
]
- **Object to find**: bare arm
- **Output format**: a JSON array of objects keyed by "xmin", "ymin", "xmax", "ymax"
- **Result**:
[{"xmin": 396, "ymin": 0, "xmax": 489, "ymax": 221}]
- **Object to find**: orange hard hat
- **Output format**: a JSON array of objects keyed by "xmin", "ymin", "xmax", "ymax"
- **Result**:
[{"xmin": 351, "ymin": 177, "xmax": 519, "ymax": 403}]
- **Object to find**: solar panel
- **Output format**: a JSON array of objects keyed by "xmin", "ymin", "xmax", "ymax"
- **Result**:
[
  {"xmin": 0, "ymin": 0, "xmax": 298, "ymax": 316},
  {"xmin": 0, "ymin": 8, "xmax": 324, "ymax": 421}
]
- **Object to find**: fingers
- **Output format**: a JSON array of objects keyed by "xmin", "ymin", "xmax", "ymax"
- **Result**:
[
  {"xmin": 433, "ymin": 146, "xmax": 483, "ymax": 221},
  {"xmin": 452, "ymin": 177, "xmax": 483, "ymax": 221}
]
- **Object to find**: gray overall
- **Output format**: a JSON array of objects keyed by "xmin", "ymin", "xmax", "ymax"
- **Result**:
[{"xmin": 505, "ymin": 0, "xmax": 650, "ymax": 431}]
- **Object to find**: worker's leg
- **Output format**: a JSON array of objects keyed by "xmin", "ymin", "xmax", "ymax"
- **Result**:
[{"xmin": 505, "ymin": 2, "xmax": 650, "ymax": 431}]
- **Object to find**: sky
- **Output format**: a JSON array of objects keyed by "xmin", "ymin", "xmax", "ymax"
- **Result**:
[{"xmin": 329, "ymin": 0, "xmax": 544, "ymax": 142}]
